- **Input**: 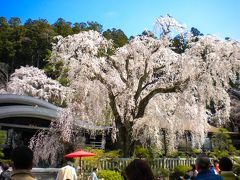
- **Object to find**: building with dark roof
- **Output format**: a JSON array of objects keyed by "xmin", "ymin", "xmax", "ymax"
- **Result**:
[{"xmin": 0, "ymin": 94, "xmax": 110, "ymax": 158}]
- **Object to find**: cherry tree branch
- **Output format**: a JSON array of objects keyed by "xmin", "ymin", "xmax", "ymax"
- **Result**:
[
  {"xmin": 135, "ymin": 77, "xmax": 190, "ymax": 118},
  {"xmin": 90, "ymin": 71, "xmax": 122, "ymax": 125},
  {"xmin": 105, "ymin": 56, "xmax": 127, "ymax": 84},
  {"xmin": 134, "ymin": 59, "xmax": 149, "ymax": 102}
]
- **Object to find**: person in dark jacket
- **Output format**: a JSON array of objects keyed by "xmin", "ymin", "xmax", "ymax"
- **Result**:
[
  {"xmin": 219, "ymin": 157, "xmax": 240, "ymax": 180},
  {"xmin": 195, "ymin": 155, "xmax": 223, "ymax": 180},
  {"xmin": 10, "ymin": 146, "xmax": 36, "ymax": 180},
  {"xmin": 125, "ymin": 159, "xmax": 155, "ymax": 180}
]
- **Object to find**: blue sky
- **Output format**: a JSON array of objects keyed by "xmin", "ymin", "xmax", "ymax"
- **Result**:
[{"xmin": 1, "ymin": 0, "xmax": 240, "ymax": 40}]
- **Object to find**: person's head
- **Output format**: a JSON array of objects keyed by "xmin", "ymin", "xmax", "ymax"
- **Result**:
[
  {"xmin": 191, "ymin": 164, "xmax": 196, "ymax": 170},
  {"xmin": 125, "ymin": 159, "xmax": 155, "ymax": 180},
  {"xmin": 219, "ymin": 157, "xmax": 233, "ymax": 171},
  {"xmin": 2, "ymin": 163, "xmax": 9, "ymax": 171},
  {"xmin": 66, "ymin": 161, "xmax": 73, "ymax": 166},
  {"xmin": 213, "ymin": 160, "xmax": 219, "ymax": 167},
  {"xmin": 11, "ymin": 146, "xmax": 33, "ymax": 170},
  {"xmin": 195, "ymin": 155, "xmax": 211, "ymax": 172},
  {"xmin": 93, "ymin": 167, "xmax": 98, "ymax": 172}
]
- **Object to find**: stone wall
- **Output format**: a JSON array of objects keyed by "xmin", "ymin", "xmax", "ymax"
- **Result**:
[{"xmin": 32, "ymin": 168, "xmax": 59, "ymax": 180}]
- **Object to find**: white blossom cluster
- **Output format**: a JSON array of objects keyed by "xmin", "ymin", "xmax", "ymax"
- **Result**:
[
  {"xmin": 29, "ymin": 130, "xmax": 64, "ymax": 166},
  {"xmin": 6, "ymin": 66, "xmax": 69, "ymax": 105},
  {"xmin": 154, "ymin": 14, "xmax": 186, "ymax": 38},
  {"xmin": 51, "ymin": 30, "xmax": 112, "ymax": 81},
  {"xmin": 29, "ymin": 107, "xmax": 85, "ymax": 166}
]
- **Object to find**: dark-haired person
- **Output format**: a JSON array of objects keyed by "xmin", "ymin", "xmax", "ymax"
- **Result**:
[
  {"xmin": 210, "ymin": 159, "xmax": 220, "ymax": 174},
  {"xmin": 219, "ymin": 157, "xmax": 240, "ymax": 180},
  {"xmin": 195, "ymin": 155, "xmax": 223, "ymax": 180},
  {"xmin": 89, "ymin": 167, "xmax": 99, "ymax": 180},
  {"xmin": 10, "ymin": 146, "xmax": 36, "ymax": 180},
  {"xmin": 213, "ymin": 160, "xmax": 220, "ymax": 174},
  {"xmin": 125, "ymin": 159, "xmax": 155, "ymax": 180},
  {"xmin": 187, "ymin": 164, "xmax": 198, "ymax": 179}
]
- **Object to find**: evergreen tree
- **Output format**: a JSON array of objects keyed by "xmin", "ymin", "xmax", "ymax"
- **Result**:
[{"xmin": 103, "ymin": 28, "xmax": 128, "ymax": 48}]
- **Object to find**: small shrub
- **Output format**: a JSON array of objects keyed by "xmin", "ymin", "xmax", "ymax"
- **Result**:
[
  {"xmin": 167, "ymin": 151, "xmax": 186, "ymax": 158},
  {"xmin": 233, "ymin": 157, "xmax": 240, "ymax": 175},
  {"xmin": 173, "ymin": 165, "xmax": 191, "ymax": 177},
  {"xmin": 155, "ymin": 150, "xmax": 164, "ymax": 158},
  {"xmin": 190, "ymin": 148, "xmax": 201, "ymax": 157},
  {"xmin": 167, "ymin": 151, "xmax": 179, "ymax": 158},
  {"xmin": 147, "ymin": 146, "xmax": 164, "ymax": 158},
  {"xmin": 160, "ymin": 168, "xmax": 170, "ymax": 177},
  {"xmin": 208, "ymin": 151, "xmax": 216, "ymax": 158},
  {"xmin": 82, "ymin": 148, "xmax": 121, "ymax": 172},
  {"xmin": 134, "ymin": 145, "xmax": 150, "ymax": 159},
  {"xmin": 233, "ymin": 163, "xmax": 240, "ymax": 175},
  {"xmin": 209, "ymin": 149, "xmax": 230, "ymax": 158},
  {"xmin": 0, "ymin": 130, "xmax": 7, "ymax": 158},
  {"xmin": 211, "ymin": 128, "xmax": 236, "ymax": 158},
  {"xmin": 177, "ymin": 152, "xmax": 186, "ymax": 158},
  {"xmin": 153, "ymin": 168, "xmax": 170, "ymax": 179},
  {"xmin": 59, "ymin": 77, "xmax": 70, "ymax": 86},
  {"xmin": 97, "ymin": 170, "xmax": 123, "ymax": 180}
]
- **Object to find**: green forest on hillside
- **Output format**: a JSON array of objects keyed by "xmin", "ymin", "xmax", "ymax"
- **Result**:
[{"xmin": 0, "ymin": 17, "xmax": 129, "ymax": 74}]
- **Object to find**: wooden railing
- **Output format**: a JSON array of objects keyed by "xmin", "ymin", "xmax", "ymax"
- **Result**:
[
  {"xmin": 81, "ymin": 157, "xmax": 196, "ymax": 172},
  {"xmin": 32, "ymin": 158, "xmax": 197, "ymax": 180},
  {"xmin": 84, "ymin": 141, "xmax": 103, "ymax": 149}
]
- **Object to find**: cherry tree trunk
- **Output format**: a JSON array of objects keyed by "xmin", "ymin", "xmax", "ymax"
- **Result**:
[{"xmin": 116, "ymin": 120, "xmax": 134, "ymax": 157}]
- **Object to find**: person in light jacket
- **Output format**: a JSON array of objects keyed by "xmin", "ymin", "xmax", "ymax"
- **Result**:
[
  {"xmin": 90, "ymin": 167, "xmax": 99, "ymax": 180},
  {"xmin": 56, "ymin": 161, "xmax": 77, "ymax": 180}
]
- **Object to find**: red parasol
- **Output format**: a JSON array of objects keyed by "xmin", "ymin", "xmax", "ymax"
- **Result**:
[
  {"xmin": 64, "ymin": 150, "xmax": 96, "ymax": 158},
  {"xmin": 64, "ymin": 150, "xmax": 96, "ymax": 175}
]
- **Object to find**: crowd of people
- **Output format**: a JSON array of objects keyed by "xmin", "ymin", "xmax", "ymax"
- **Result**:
[
  {"xmin": 0, "ymin": 146, "xmax": 240, "ymax": 180},
  {"xmin": 122, "ymin": 155, "xmax": 240, "ymax": 180},
  {"xmin": 176, "ymin": 155, "xmax": 239, "ymax": 180}
]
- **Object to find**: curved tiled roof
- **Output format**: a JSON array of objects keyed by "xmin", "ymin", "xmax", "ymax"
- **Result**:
[
  {"xmin": 0, "ymin": 105, "xmax": 57, "ymax": 120},
  {"xmin": 0, "ymin": 94, "xmax": 58, "ymax": 121},
  {"xmin": 0, "ymin": 94, "xmax": 58, "ymax": 110}
]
